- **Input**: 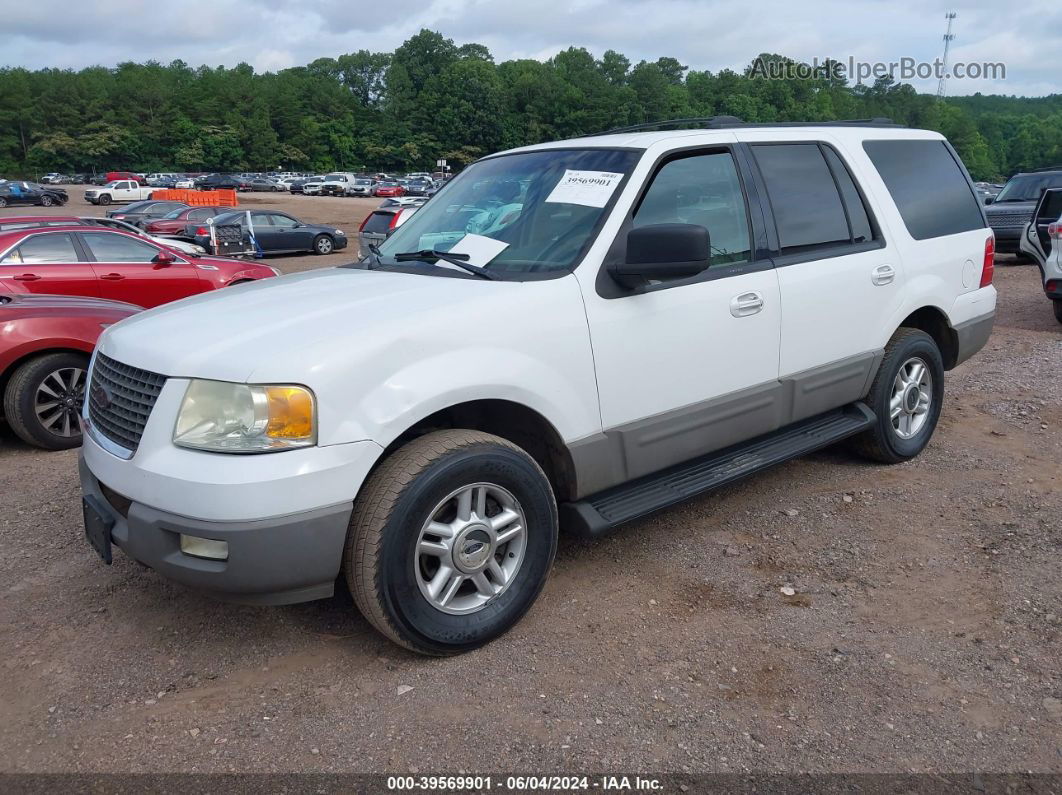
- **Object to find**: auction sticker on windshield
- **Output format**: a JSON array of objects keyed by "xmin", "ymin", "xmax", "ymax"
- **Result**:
[{"xmin": 544, "ymin": 169, "xmax": 624, "ymax": 208}]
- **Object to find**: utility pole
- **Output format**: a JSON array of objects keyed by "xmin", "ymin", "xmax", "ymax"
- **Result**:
[{"xmin": 936, "ymin": 12, "xmax": 957, "ymax": 100}]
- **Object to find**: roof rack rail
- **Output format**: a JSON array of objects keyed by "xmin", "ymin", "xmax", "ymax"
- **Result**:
[
  {"xmin": 1029, "ymin": 164, "xmax": 1062, "ymax": 172},
  {"xmin": 591, "ymin": 116, "xmax": 902, "ymax": 136}
]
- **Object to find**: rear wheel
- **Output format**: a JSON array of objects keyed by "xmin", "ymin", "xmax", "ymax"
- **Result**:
[
  {"xmin": 1053, "ymin": 300, "xmax": 1062, "ymax": 324},
  {"xmin": 853, "ymin": 328, "xmax": 944, "ymax": 464},
  {"xmin": 345, "ymin": 430, "xmax": 558, "ymax": 655},
  {"xmin": 0, "ymin": 197, "xmax": 7, "ymax": 208},
  {"xmin": 3, "ymin": 352, "xmax": 88, "ymax": 451},
  {"xmin": 312, "ymin": 234, "xmax": 334, "ymax": 255}
]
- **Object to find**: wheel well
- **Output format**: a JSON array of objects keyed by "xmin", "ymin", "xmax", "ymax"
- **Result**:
[
  {"xmin": 381, "ymin": 400, "xmax": 578, "ymax": 503},
  {"xmin": 0, "ymin": 348, "xmax": 89, "ymax": 414},
  {"xmin": 899, "ymin": 307, "xmax": 959, "ymax": 370}
]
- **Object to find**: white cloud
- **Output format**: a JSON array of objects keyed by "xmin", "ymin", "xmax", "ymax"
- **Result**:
[{"xmin": 1, "ymin": 0, "xmax": 1059, "ymax": 96}]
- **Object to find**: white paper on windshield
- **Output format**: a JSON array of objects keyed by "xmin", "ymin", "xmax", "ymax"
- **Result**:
[
  {"xmin": 544, "ymin": 169, "xmax": 624, "ymax": 208},
  {"xmin": 447, "ymin": 234, "xmax": 509, "ymax": 267}
]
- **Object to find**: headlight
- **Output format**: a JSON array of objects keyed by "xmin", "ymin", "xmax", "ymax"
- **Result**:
[
  {"xmin": 334, "ymin": 229, "xmax": 345, "ymax": 236},
  {"xmin": 173, "ymin": 380, "xmax": 316, "ymax": 453}
]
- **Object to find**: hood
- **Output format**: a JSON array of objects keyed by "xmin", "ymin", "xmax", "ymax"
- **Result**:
[
  {"xmin": 985, "ymin": 201, "xmax": 1035, "ymax": 215},
  {"xmin": 98, "ymin": 267, "xmax": 525, "ymax": 383}
]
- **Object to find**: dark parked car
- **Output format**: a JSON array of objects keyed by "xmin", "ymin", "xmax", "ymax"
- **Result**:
[
  {"xmin": 404, "ymin": 179, "xmax": 433, "ymax": 196},
  {"xmin": 105, "ymin": 200, "xmax": 189, "ymax": 227},
  {"xmin": 0, "ymin": 181, "xmax": 69, "ymax": 208},
  {"xmin": 196, "ymin": 174, "xmax": 248, "ymax": 191},
  {"xmin": 287, "ymin": 177, "xmax": 319, "ymax": 195},
  {"xmin": 192, "ymin": 210, "xmax": 348, "ymax": 256},
  {"xmin": 985, "ymin": 168, "xmax": 1062, "ymax": 257}
]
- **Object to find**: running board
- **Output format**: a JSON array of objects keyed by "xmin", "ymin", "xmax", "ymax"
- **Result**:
[{"xmin": 561, "ymin": 402, "xmax": 876, "ymax": 538}]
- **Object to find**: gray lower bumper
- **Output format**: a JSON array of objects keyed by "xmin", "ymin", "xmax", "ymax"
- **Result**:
[
  {"xmin": 79, "ymin": 456, "xmax": 353, "ymax": 606},
  {"xmin": 953, "ymin": 311, "xmax": 995, "ymax": 368}
]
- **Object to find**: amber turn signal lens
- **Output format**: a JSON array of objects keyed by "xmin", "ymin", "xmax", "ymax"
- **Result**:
[{"xmin": 265, "ymin": 386, "xmax": 315, "ymax": 440}]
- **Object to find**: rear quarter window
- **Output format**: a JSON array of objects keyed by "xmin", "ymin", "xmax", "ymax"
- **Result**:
[{"xmin": 863, "ymin": 139, "xmax": 984, "ymax": 240}]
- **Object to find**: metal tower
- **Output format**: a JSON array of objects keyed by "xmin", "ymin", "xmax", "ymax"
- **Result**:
[{"xmin": 936, "ymin": 12, "xmax": 957, "ymax": 99}]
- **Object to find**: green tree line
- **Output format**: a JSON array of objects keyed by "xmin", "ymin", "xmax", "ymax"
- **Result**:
[{"xmin": 2, "ymin": 29, "xmax": 1060, "ymax": 180}]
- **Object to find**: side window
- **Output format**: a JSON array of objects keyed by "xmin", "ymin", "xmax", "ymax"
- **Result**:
[
  {"xmin": 249, "ymin": 212, "xmax": 273, "ymax": 227},
  {"xmin": 821, "ymin": 146, "xmax": 875, "ymax": 243},
  {"xmin": 752, "ymin": 144, "xmax": 851, "ymax": 253},
  {"xmin": 269, "ymin": 214, "xmax": 299, "ymax": 229},
  {"xmin": 187, "ymin": 209, "xmax": 208, "ymax": 221},
  {"xmin": 6, "ymin": 233, "xmax": 80, "ymax": 264},
  {"xmin": 634, "ymin": 151, "xmax": 751, "ymax": 266},
  {"xmin": 863, "ymin": 139, "xmax": 984, "ymax": 240},
  {"xmin": 81, "ymin": 233, "xmax": 161, "ymax": 263}
]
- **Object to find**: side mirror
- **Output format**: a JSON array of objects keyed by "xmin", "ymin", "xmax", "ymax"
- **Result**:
[
  {"xmin": 984, "ymin": 196, "xmax": 994, "ymax": 205},
  {"xmin": 609, "ymin": 223, "xmax": 711, "ymax": 288},
  {"xmin": 153, "ymin": 251, "xmax": 176, "ymax": 266}
]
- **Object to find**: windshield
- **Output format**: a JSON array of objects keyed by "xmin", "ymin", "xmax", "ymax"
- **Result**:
[
  {"xmin": 325, "ymin": 175, "xmax": 344, "ymax": 182},
  {"xmin": 994, "ymin": 173, "xmax": 1062, "ymax": 203},
  {"xmin": 377, "ymin": 148, "xmax": 638, "ymax": 274}
]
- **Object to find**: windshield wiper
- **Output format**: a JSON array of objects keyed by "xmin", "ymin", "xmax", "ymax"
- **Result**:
[{"xmin": 392, "ymin": 249, "xmax": 497, "ymax": 280}]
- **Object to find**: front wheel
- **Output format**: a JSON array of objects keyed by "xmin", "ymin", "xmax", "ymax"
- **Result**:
[
  {"xmin": 345, "ymin": 430, "xmax": 558, "ymax": 655},
  {"xmin": 312, "ymin": 234, "xmax": 334, "ymax": 255},
  {"xmin": 3, "ymin": 352, "xmax": 88, "ymax": 450},
  {"xmin": 853, "ymin": 328, "xmax": 945, "ymax": 464},
  {"xmin": 40, "ymin": 195, "xmax": 54, "ymax": 207},
  {"xmin": 97, "ymin": 194, "xmax": 111, "ymax": 206}
]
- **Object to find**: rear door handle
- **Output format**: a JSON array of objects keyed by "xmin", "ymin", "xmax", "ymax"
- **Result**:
[
  {"xmin": 13, "ymin": 273, "xmax": 41, "ymax": 281},
  {"xmin": 871, "ymin": 264, "xmax": 896, "ymax": 286},
  {"xmin": 730, "ymin": 291, "xmax": 764, "ymax": 317},
  {"xmin": 100, "ymin": 273, "xmax": 125, "ymax": 281}
]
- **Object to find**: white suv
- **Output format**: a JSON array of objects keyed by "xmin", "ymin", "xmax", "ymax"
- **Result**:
[
  {"xmin": 1018, "ymin": 187, "xmax": 1062, "ymax": 323},
  {"xmin": 79, "ymin": 119, "xmax": 996, "ymax": 655}
]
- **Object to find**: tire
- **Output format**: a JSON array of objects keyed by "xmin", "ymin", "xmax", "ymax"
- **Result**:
[
  {"xmin": 312, "ymin": 234, "xmax": 334, "ymax": 255},
  {"xmin": 345, "ymin": 430, "xmax": 558, "ymax": 655},
  {"xmin": 40, "ymin": 195, "xmax": 54, "ymax": 207},
  {"xmin": 853, "ymin": 328, "xmax": 945, "ymax": 464},
  {"xmin": 0, "ymin": 197, "xmax": 6, "ymax": 208},
  {"xmin": 3, "ymin": 352, "xmax": 89, "ymax": 451},
  {"xmin": 97, "ymin": 194, "xmax": 111, "ymax": 206},
  {"xmin": 1053, "ymin": 300, "xmax": 1062, "ymax": 325}
]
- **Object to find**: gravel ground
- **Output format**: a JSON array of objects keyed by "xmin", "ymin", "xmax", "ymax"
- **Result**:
[{"xmin": 0, "ymin": 188, "xmax": 1059, "ymax": 775}]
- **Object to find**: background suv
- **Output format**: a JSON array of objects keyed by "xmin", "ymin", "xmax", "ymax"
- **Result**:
[{"xmin": 985, "ymin": 167, "xmax": 1062, "ymax": 257}]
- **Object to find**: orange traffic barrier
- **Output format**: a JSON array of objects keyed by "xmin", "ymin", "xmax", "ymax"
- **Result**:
[{"xmin": 150, "ymin": 189, "xmax": 238, "ymax": 207}]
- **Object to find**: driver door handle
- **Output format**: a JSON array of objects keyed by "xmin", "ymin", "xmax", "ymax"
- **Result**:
[
  {"xmin": 13, "ymin": 273, "xmax": 41, "ymax": 281},
  {"xmin": 730, "ymin": 291, "xmax": 764, "ymax": 317},
  {"xmin": 871, "ymin": 264, "xmax": 896, "ymax": 286},
  {"xmin": 100, "ymin": 273, "xmax": 125, "ymax": 281}
]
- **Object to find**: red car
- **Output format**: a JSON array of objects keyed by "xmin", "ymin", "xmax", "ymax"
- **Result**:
[
  {"xmin": 1, "ymin": 292, "xmax": 139, "ymax": 450},
  {"xmin": 373, "ymin": 182, "xmax": 406, "ymax": 198},
  {"xmin": 0, "ymin": 225, "xmax": 278, "ymax": 308},
  {"xmin": 143, "ymin": 206, "xmax": 228, "ymax": 237},
  {"xmin": 105, "ymin": 171, "xmax": 145, "ymax": 184}
]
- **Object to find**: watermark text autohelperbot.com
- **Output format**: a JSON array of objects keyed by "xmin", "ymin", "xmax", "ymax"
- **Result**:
[{"xmin": 750, "ymin": 56, "xmax": 1006, "ymax": 83}]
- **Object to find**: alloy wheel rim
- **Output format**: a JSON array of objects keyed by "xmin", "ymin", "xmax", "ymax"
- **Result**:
[
  {"xmin": 890, "ymin": 357, "xmax": 932, "ymax": 440},
  {"xmin": 319, "ymin": 239, "xmax": 332, "ymax": 253},
  {"xmin": 414, "ymin": 482, "xmax": 527, "ymax": 615},
  {"xmin": 34, "ymin": 367, "xmax": 85, "ymax": 437}
]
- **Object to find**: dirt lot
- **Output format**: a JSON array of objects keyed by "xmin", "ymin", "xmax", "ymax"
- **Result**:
[{"xmin": 0, "ymin": 186, "xmax": 1060, "ymax": 775}]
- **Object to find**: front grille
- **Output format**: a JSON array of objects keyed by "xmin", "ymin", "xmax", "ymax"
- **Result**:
[
  {"xmin": 87, "ymin": 353, "xmax": 167, "ymax": 453},
  {"xmin": 988, "ymin": 211, "xmax": 1032, "ymax": 229}
]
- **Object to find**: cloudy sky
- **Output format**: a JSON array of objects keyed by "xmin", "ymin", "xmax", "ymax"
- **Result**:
[{"xmin": 3, "ymin": 0, "xmax": 1060, "ymax": 97}]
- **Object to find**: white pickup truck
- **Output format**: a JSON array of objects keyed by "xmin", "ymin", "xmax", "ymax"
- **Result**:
[{"xmin": 83, "ymin": 180, "xmax": 155, "ymax": 206}]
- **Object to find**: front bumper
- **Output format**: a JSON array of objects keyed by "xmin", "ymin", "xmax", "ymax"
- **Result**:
[
  {"xmin": 80, "ymin": 454, "xmax": 353, "ymax": 605},
  {"xmin": 989, "ymin": 227, "xmax": 1022, "ymax": 253}
]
